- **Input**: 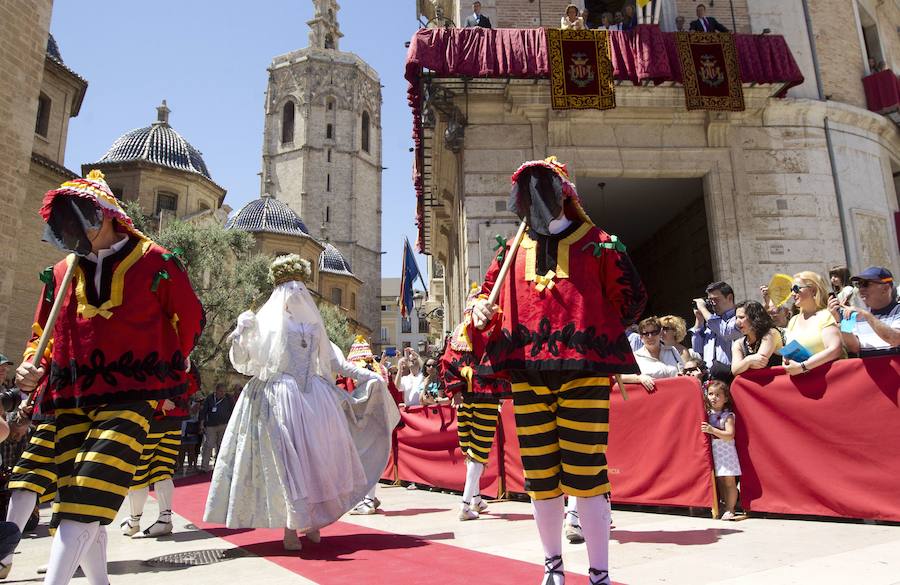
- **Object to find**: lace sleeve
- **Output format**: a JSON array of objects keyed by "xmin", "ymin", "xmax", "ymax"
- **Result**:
[{"xmin": 229, "ymin": 311, "xmax": 260, "ymax": 377}]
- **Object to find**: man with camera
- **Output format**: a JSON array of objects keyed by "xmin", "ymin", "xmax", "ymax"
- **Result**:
[{"xmin": 690, "ymin": 281, "xmax": 742, "ymax": 381}]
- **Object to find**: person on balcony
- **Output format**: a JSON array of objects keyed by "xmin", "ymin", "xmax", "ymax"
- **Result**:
[
  {"xmin": 621, "ymin": 3, "xmax": 638, "ymax": 32},
  {"xmin": 597, "ymin": 11, "xmax": 619, "ymax": 31},
  {"xmin": 464, "ymin": 1, "xmax": 492, "ymax": 28},
  {"xmin": 659, "ymin": 315, "xmax": 699, "ymax": 364},
  {"xmin": 829, "ymin": 267, "xmax": 900, "ymax": 356},
  {"xmin": 731, "ymin": 301, "xmax": 783, "ymax": 376},
  {"xmin": 689, "ymin": 3, "xmax": 729, "ymax": 32},
  {"xmin": 620, "ymin": 317, "xmax": 683, "ymax": 392},
  {"xmin": 690, "ymin": 281, "xmax": 742, "ymax": 382},
  {"xmin": 561, "ymin": 4, "xmax": 586, "ymax": 30}
]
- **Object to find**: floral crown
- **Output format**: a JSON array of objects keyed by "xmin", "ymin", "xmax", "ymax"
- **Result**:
[{"xmin": 270, "ymin": 254, "xmax": 312, "ymax": 285}]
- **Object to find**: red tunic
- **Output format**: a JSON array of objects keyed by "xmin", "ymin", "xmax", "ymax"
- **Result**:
[
  {"xmin": 439, "ymin": 328, "xmax": 510, "ymax": 399},
  {"xmin": 25, "ymin": 236, "xmax": 205, "ymax": 412},
  {"xmin": 472, "ymin": 220, "xmax": 646, "ymax": 378}
]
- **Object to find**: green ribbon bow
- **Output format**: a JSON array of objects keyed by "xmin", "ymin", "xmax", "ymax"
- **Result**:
[
  {"xmin": 151, "ymin": 270, "xmax": 170, "ymax": 292},
  {"xmin": 161, "ymin": 247, "xmax": 186, "ymax": 270},
  {"xmin": 39, "ymin": 266, "xmax": 55, "ymax": 303},
  {"xmin": 582, "ymin": 235, "xmax": 627, "ymax": 257},
  {"xmin": 493, "ymin": 234, "xmax": 508, "ymax": 265}
]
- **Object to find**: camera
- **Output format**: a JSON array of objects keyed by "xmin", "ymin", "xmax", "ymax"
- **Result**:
[
  {"xmin": 0, "ymin": 389, "xmax": 22, "ymax": 413},
  {"xmin": 692, "ymin": 299, "xmax": 711, "ymax": 312}
]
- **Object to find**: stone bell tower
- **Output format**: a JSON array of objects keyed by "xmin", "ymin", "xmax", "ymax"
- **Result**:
[{"xmin": 261, "ymin": 0, "xmax": 383, "ymax": 332}]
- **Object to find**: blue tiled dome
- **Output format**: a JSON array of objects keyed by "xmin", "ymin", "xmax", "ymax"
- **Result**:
[
  {"xmin": 319, "ymin": 242, "xmax": 353, "ymax": 275},
  {"xmin": 227, "ymin": 195, "xmax": 310, "ymax": 237},
  {"xmin": 47, "ymin": 34, "xmax": 63, "ymax": 62},
  {"xmin": 92, "ymin": 102, "xmax": 211, "ymax": 179}
]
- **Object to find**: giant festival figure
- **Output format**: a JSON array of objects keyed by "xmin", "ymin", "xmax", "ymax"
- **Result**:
[{"xmin": 468, "ymin": 157, "xmax": 647, "ymax": 585}]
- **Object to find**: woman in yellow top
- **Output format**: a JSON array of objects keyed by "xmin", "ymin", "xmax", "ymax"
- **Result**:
[
  {"xmin": 561, "ymin": 4, "xmax": 586, "ymax": 29},
  {"xmin": 783, "ymin": 271, "xmax": 843, "ymax": 376}
]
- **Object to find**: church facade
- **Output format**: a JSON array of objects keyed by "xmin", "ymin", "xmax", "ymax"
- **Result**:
[{"xmin": 261, "ymin": 0, "xmax": 383, "ymax": 332}]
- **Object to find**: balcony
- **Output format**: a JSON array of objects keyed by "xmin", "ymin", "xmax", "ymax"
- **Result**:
[
  {"xmin": 405, "ymin": 25, "xmax": 805, "ymax": 252},
  {"xmin": 863, "ymin": 69, "xmax": 900, "ymax": 127}
]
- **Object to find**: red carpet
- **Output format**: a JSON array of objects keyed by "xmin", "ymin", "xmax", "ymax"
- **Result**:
[{"xmin": 173, "ymin": 478, "xmax": 624, "ymax": 584}]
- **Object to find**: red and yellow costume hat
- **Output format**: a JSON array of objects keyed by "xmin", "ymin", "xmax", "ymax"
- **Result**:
[
  {"xmin": 510, "ymin": 155, "xmax": 593, "ymax": 226},
  {"xmin": 347, "ymin": 335, "xmax": 374, "ymax": 363},
  {"xmin": 40, "ymin": 169, "xmax": 149, "ymax": 240}
]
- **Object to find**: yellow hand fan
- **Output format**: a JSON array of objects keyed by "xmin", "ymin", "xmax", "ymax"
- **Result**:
[{"xmin": 767, "ymin": 274, "xmax": 794, "ymax": 307}]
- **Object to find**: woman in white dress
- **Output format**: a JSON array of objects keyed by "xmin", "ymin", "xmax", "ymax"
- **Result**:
[{"xmin": 204, "ymin": 255, "xmax": 400, "ymax": 550}]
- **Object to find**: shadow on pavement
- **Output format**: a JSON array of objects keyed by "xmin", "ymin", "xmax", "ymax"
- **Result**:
[
  {"xmin": 612, "ymin": 527, "xmax": 742, "ymax": 546},
  {"xmin": 381, "ymin": 507, "xmax": 450, "ymax": 517}
]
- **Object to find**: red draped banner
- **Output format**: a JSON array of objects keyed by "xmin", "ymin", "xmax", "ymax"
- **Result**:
[
  {"xmin": 731, "ymin": 355, "xmax": 900, "ymax": 522},
  {"xmin": 546, "ymin": 28, "xmax": 615, "ymax": 110},
  {"xmin": 675, "ymin": 31, "xmax": 745, "ymax": 111}
]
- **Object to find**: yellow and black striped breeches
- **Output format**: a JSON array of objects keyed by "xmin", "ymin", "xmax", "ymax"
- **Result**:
[
  {"xmin": 131, "ymin": 418, "xmax": 182, "ymax": 490},
  {"xmin": 50, "ymin": 401, "xmax": 154, "ymax": 525},
  {"xmin": 511, "ymin": 371, "xmax": 611, "ymax": 501},
  {"xmin": 457, "ymin": 395, "xmax": 501, "ymax": 465},
  {"xmin": 9, "ymin": 422, "xmax": 59, "ymax": 504}
]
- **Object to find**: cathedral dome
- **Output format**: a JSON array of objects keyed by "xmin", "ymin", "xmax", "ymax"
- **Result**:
[
  {"xmin": 319, "ymin": 242, "xmax": 353, "ymax": 276},
  {"xmin": 226, "ymin": 194, "xmax": 310, "ymax": 237},
  {"xmin": 92, "ymin": 101, "xmax": 211, "ymax": 179}
]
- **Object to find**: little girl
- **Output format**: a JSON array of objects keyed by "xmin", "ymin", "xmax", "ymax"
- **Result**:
[{"xmin": 700, "ymin": 380, "xmax": 741, "ymax": 520}]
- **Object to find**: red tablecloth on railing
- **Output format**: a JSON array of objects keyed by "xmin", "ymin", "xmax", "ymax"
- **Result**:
[
  {"xmin": 731, "ymin": 355, "xmax": 900, "ymax": 522},
  {"xmin": 862, "ymin": 69, "xmax": 900, "ymax": 113}
]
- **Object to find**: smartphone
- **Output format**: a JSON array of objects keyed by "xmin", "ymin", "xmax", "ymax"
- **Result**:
[{"xmin": 385, "ymin": 347, "xmax": 397, "ymax": 357}]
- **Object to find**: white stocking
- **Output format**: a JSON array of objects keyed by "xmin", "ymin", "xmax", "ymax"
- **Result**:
[
  {"xmin": 128, "ymin": 486, "xmax": 149, "ymax": 519},
  {"xmin": 366, "ymin": 484, "xmax": 378, "ymax": 499},
  {"xmin": 532, "ymin": 495, "xmax": 565, "ymax": 585},
  {"xmin": 43, "ymin": 520, "xmax": 100, "ymax": 585},
  {"xmin": 1, "ymin": 489, "xmax": 37, "ymax": 565},
  {"xmin": 578, "ymin": 495, "xmax": 611, "ymax": 584},
  {"xmin": 78, "ymin": 525, "xmax": 108, "ymax": 585},
  {"xmin": 153, "ymin": 479, "xmax": 174, "ymax": 521},
  {"xmin": 565, "ymin": 496, "xmax": 579, "ymax": 526},
  {"xmin": 462, "ymin": 459, "xmax": 484, "ymax": 504}
]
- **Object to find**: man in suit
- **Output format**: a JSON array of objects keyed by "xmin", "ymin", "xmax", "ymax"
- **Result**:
[
  {"xmin": 464, "ymin": 1, "xmax": 493, "ymax": 28},
  {"xmin": 689, "ymin": 3, "xmax": 729, "ymax": 32}
]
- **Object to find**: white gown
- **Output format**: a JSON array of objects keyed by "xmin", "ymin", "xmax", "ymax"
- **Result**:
[{"xmin": 203, "ymin": 319, "xmax": 399, "ymax": 531}]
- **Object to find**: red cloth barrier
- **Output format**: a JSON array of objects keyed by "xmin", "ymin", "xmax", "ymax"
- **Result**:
[
  {"xmin": 499, "ymin": 378, "xmax": 715, "ymax": 508},
  {"xmin": 405, "ymin": 26, "xmax": 804, "ymax": 250},
  {"xmin": 862, "ymin": 69, "xmax": 900, "ymax": 113},
  {"xmin": 392, "ymin": 404, "xmax": 501, "ymax": 499},
  {"xmin": 731, "ymin": 356, "xmax": 900, "ymax": 522}
]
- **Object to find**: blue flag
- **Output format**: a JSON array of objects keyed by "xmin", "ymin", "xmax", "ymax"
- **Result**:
[{"xmin": 399, "ymin": 238, "xmax": 426, "ymax": 317}]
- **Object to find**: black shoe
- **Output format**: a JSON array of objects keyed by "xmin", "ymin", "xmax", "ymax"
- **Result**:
[
  {"xmin": 542, "ymin": 555, "xmax": 564, "ymax": 585},
  {"xmin": 588, "ymin": 568, "xmax": 610, "ymax": 585}
]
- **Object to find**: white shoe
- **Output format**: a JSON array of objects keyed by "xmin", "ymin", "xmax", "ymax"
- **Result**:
[
  {"xmin": 473, "ymin": 499, "xmax": 489, "ymax": 514},
  {"xmin": 565, "ymin": 522, "xmax": 584, "ymax": 544},
  {"xmin": 134, "ymin": 519, "xmax": 173, "ymax": 538},
  {"xmin": 721, "ymin": 510, "xmax": 736, "ymax": 521},
  {"xmin": 350, "ymin": 497, "xmax": 378, "ymax": 515},
  {"xmin": 305, "ymin": 529, "xmax": 321, "ymax": 544},
  {"xmin": 120, "ymin": 516, "xmax": 141, "ymax": 537},
  {"xmin": 458, "ymin": 503, "xmax": 479, "ymax": 521},
  {"xmin": 406, "ymin": 483, "xmax": 418, "ymax": 490},
  {"xmin": 0, "ymin": 561, "xmax": 11, "ymax": 579},
  {"xmin": 283, "ymin": 529, "xmax": 302, "ymax": 551}
]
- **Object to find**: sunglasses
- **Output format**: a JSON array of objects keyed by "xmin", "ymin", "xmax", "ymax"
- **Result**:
[
  {"xmin": 855, "ymin": 280, "xmax": 889, "ymax": 289},
  {"xmin": 640, "ymin": 329, "xmax": 661, "ymax": 337},
  {"xmin": 426, "ymin": 362, "xmax": 435, "ymax": 367},
  {"xmin": 791, "ymin": 284, "xmax": 811, "ymax": 294},
  {"xmin": 683, "ymin": 367, "xmax": 701, "ymax": 374},
  {"xmin": 661, "ymin": 326, "xmax": 674, "ymax": 332}
]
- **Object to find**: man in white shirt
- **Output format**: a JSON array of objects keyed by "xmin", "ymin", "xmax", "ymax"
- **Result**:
[{"xmin": 830, "ymin": 267, "xmax": 900, "ymax": 355}]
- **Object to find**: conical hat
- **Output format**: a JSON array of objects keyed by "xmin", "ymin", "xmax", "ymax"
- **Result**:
[
  {"xmin": 510, "ymin": 156, "xmax": 593, "ymax": 226},
  {"xmin": 347, "ymin": 335, "xmax": 373, "ymax": 363}
]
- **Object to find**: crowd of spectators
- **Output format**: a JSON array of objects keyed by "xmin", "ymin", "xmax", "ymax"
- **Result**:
[{"xmin": 461, "ymin": 2, "xmax": 729, "ymax": 34}]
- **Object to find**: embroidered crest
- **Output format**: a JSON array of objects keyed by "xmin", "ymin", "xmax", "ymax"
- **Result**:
[
  {"xmin": 698, "ymin": 54, "xmax": 725, "ymax": 87},
  {"xmin": 569, "ymin": 52, "xmax": 595, "ymax": 88}
]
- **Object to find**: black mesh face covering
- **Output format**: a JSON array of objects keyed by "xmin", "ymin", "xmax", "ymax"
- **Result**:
[
  {"xmin": 42, "ymin": 196, "xmax": 103, "ymax": 256},
  {"xmin": 507, "ymin": 167, "xmax": 564, "ymax": 236}
]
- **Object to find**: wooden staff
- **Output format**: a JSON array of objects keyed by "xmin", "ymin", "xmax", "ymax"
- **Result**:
[
  {"xmin": 487, "ymin": 220, "xmax": 527, "ymax": 307},
  {"xmin": 18, "ymin": 254, "xmax": 79, "ymax": 417}
]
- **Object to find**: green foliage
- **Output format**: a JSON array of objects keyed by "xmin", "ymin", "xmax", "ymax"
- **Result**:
[
  {"xmin": 125, "ymin": 201, "xmax": 272, "ymax": 376},
  {"xmin": 318, "ymin": 302, "xmax": 354, "ymax": 354}
]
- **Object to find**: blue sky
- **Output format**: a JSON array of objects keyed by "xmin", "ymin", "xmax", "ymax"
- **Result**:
[{"xmin": 50, "ymin": 1, "xmax": 425, "ymax": 278}]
